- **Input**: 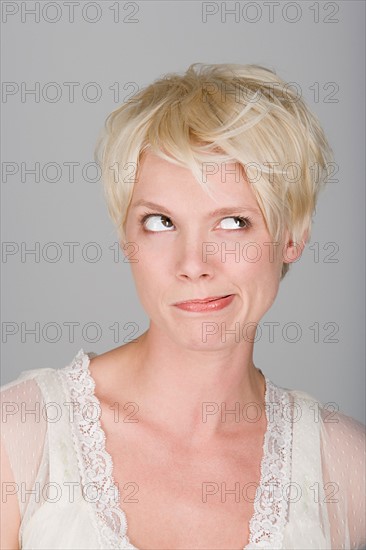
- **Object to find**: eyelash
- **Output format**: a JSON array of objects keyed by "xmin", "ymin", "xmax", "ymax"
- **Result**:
[{"xmin": 138, "ymin": 211, "xmax": 253, "ymax": 231}]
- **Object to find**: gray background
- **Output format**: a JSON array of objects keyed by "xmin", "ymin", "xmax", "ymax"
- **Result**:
[{"xmin": 1, "ymin": 1, "xmax": 365, "ymax": 424}]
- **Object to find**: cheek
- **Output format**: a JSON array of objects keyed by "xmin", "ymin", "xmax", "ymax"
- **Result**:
[
  {"xmin": 128, "ymin": 261, "xmax": 159, "ymax": 318},
  {"xmin": 235, "ymin": 239, "xmax": 282, "ymax": 311},
  {"xmin": 128, "ymin": 244, "xmax": 166, "ymax": 299},
  {"xmin": 236, "ymin": 237, "xmax": 282, "ymax": 275},
  {"xmin": 256, "ymin": 251, "xmax": 282, "ymax": 310}
]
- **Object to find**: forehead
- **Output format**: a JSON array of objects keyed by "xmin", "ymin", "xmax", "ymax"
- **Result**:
[
  {"xmin": 132, "ymin": 149, "xmax": 262, "ymax": 217},
  {"xmin": 137, "ymin": 149, "xmax": 247, "ymax": 186}
]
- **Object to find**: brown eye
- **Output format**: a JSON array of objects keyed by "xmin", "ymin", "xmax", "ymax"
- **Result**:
[
  {"xmin": 219, "ymin": 216, "xmax": 252, "ymax": 230},
  {"xmin": 141, "ymin": 214, "xmax": 174, "ymax": 232}
]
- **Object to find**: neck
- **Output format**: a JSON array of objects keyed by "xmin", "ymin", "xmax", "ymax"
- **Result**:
[{"xmin": 121, "ymin": 326, "xmax": 267, "ymax": 444}]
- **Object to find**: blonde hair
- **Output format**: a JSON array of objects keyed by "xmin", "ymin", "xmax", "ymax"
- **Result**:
[{"xmin": 94, "ymin": 62, "xmax": 334, "ymax": 280}]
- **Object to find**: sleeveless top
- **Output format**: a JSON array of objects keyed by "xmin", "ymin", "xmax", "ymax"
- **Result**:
[{"xmin": 1, "ymin": 348, "xmax": 365, "ymax": 549}]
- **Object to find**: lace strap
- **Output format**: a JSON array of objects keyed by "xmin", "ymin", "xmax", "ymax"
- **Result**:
[
  {"xmin": 59, "ymin": 348, "xmax": 135, "ymax": 549},
  {"xmin": 246, "ymin": 381, "xmax": 292, "ymax": 549}
]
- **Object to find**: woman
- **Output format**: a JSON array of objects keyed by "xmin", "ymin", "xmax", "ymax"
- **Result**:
[{"xmin": 1, "ymin": 63, "xmax": 365, "ymax": 550}]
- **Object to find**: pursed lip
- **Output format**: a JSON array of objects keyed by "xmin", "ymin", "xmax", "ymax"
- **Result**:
[{"xmin": 173, "ymin": 295, "xmax": 232, "ymax": 305}]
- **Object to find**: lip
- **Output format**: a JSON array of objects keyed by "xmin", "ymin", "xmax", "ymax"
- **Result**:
[
  {"xmin": 173, "ymin": 294, "xmax": 235, "ymax": 312},
  {"xmin": 174, "ymin": 295, "xmax": 232, "ymax": 305}
]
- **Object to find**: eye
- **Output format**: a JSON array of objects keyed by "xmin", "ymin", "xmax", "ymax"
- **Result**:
[
  {"xmin": 219, "ymin": 216, "xmax": 252, "ymax": 230},
  {"xmin": 139, "ymin": 213, "xmax": 253, "ymax": 233},
  {"xmin": 139, "ymin": 213, "xmax": 174, "ymax": 232}
]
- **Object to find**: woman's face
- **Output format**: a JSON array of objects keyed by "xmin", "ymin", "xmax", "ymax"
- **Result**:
[{"xmin": 123, "ymin": 150, "xmax": 293, "ymax": 349}]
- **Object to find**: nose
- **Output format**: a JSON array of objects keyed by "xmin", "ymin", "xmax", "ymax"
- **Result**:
[{"xmin": 175, "ymin": 233, "xmax": 215, "ymax": 281}]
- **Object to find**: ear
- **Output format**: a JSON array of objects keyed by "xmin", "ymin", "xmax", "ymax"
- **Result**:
[{"xmin": 283, "ymin": 229, "xmax": 309, "ymax": 264}]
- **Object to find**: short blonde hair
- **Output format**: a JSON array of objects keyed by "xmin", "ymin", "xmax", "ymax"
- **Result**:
[{"xmin": 94, "ymin": 62, "xmax": 334, "ymax": 280}]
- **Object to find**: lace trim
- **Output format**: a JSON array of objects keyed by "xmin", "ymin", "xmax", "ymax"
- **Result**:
[
  {"xmin": 246, "ymin": 377, "xmax": 292, "ymax": 549},
  {"xmin": 60, "ymin": 348, "xmax": 292, "ymax": 550},
  {"xmin": 60, "ymin": 349, "xmax": 134, "ymax": 549}
]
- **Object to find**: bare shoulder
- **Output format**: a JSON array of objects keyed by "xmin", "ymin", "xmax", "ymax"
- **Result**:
[
  {"xmin": 88, "ymin": 341, "xmax": 137, "ymax": 370},
  {"xmin": 87, "ymin": 341, "xmax": 140, "ymax": 402}
]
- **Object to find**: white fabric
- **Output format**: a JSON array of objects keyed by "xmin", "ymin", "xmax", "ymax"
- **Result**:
[{"xmin": 1, "ymin": 348, "xmax": 365, "ymax": 549}]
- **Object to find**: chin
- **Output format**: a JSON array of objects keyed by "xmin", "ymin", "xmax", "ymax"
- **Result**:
[{"xmin": 172, "ymin": 328, "xmax": 239, "ymax": 350}]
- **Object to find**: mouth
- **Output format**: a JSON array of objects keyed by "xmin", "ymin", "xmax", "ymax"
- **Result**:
[{"xmin": 174, "ymin": 295, "xmax": 232, "ymax": 305}]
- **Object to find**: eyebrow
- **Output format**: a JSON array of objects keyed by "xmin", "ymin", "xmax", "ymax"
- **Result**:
[{"xmin": 131, "ymin": 200, "xmax": 261, "ymax": 217}]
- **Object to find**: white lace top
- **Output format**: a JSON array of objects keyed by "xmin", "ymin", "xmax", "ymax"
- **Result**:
[{"xmin": 1, "ymin": 348, "xmax": 365, "ymax": 549}]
